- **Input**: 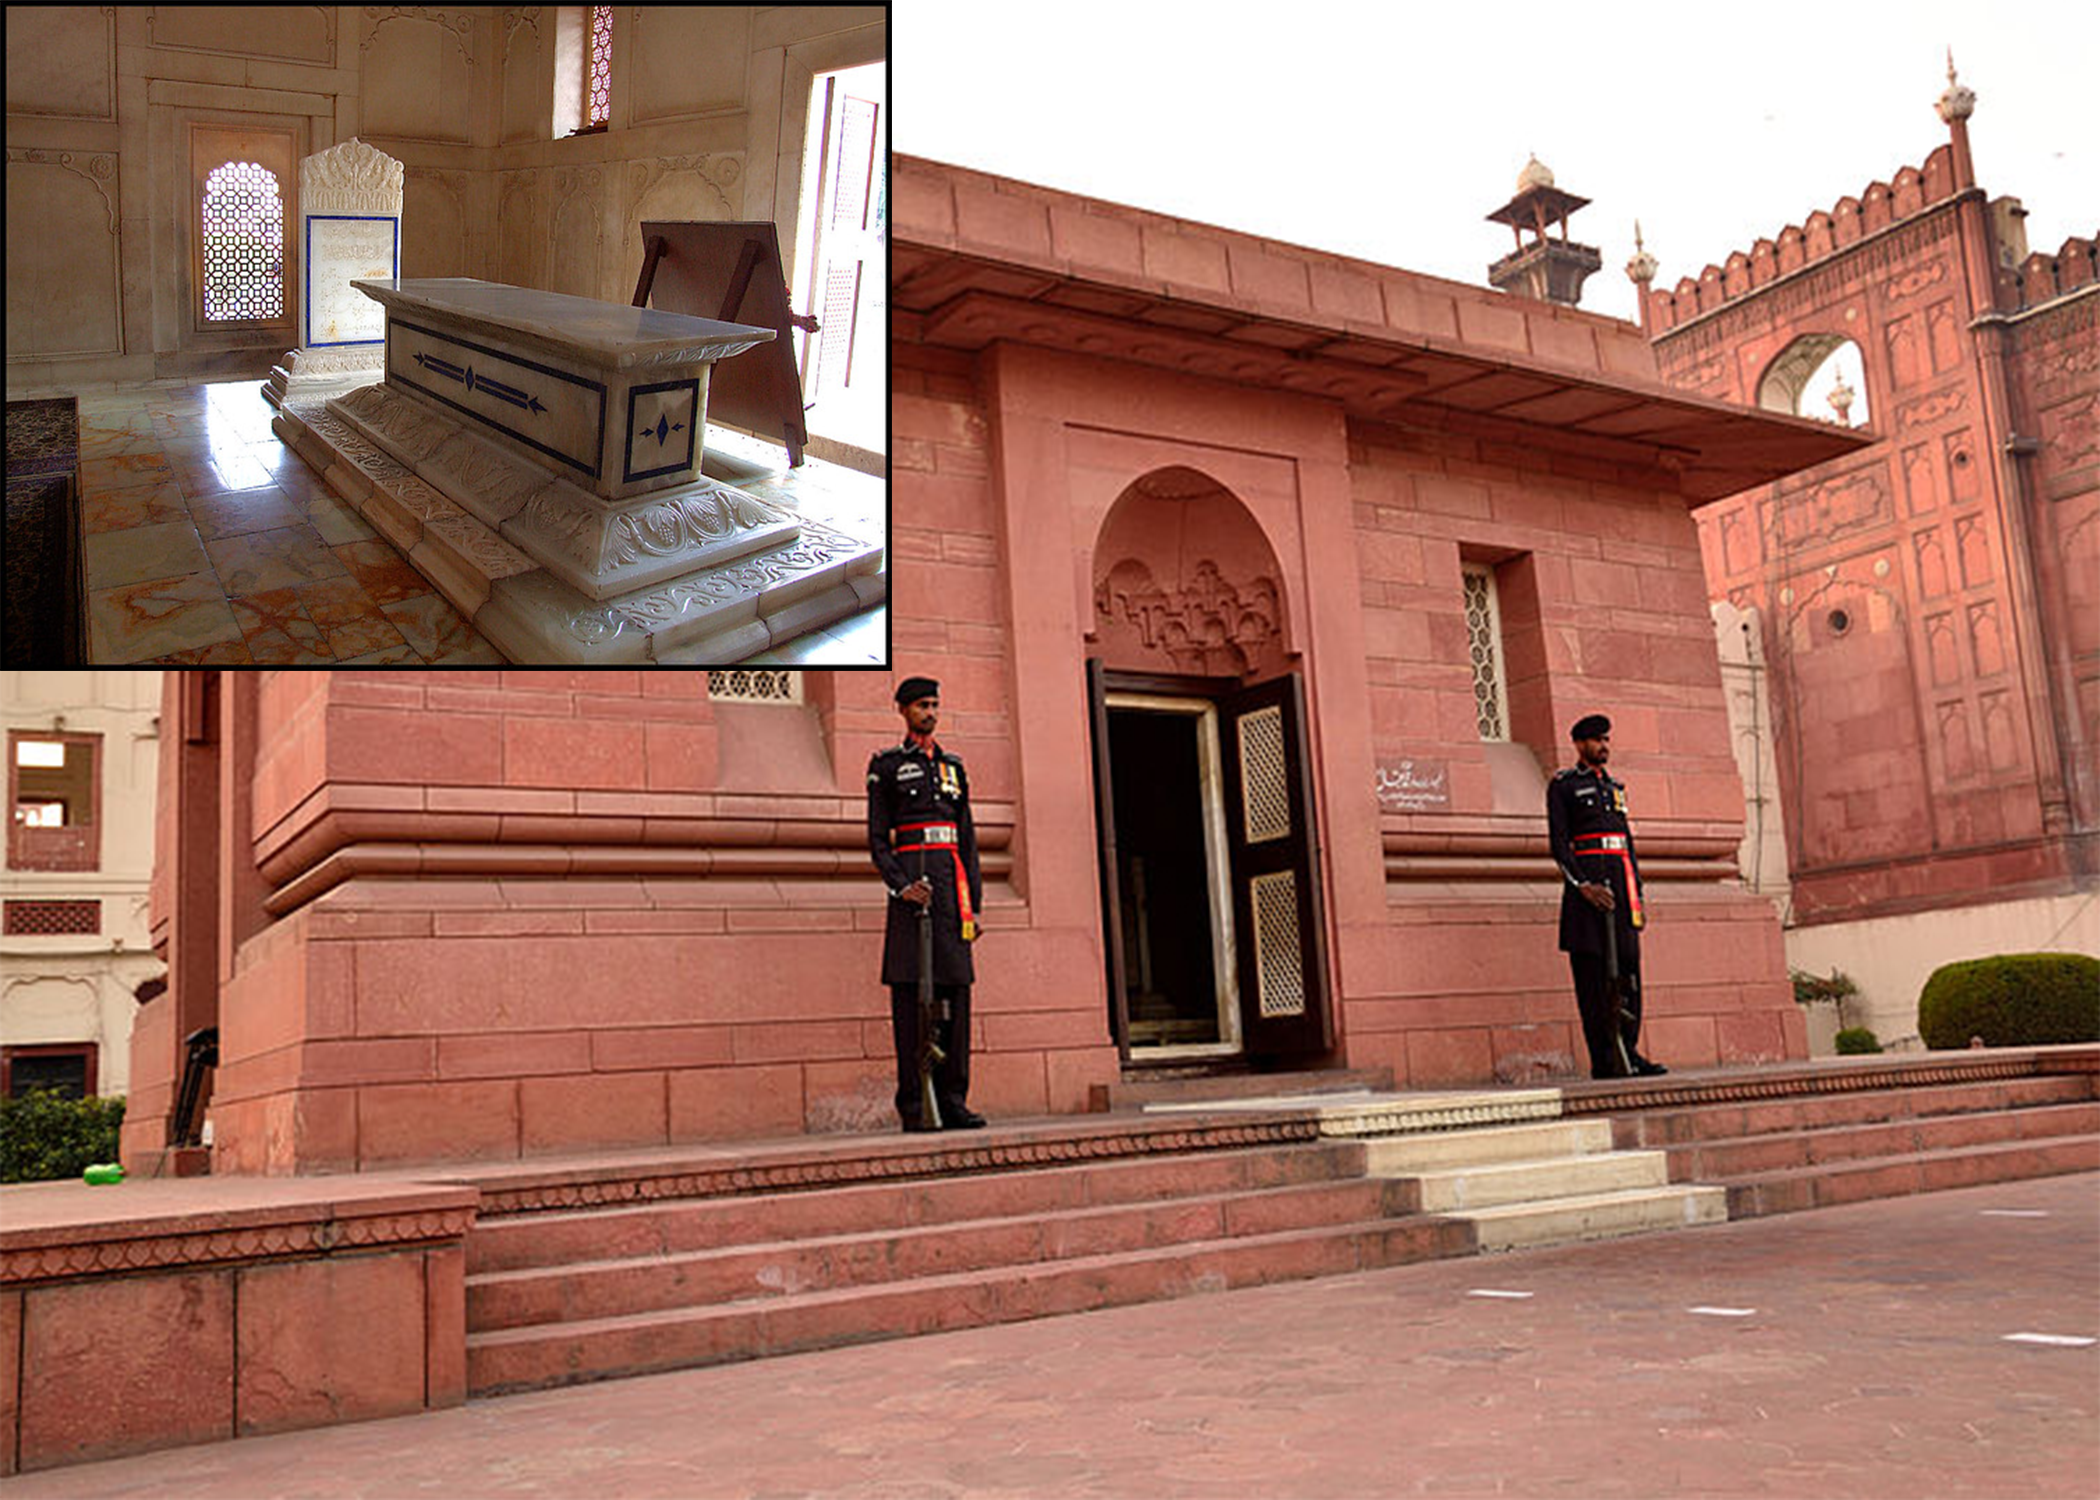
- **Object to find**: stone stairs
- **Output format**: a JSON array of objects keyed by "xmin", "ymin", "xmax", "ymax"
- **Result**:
[
  {"xmin": 1360, "ymin": 1117, "xmax": 1726, "ymax": 1250},
  {"xmin": 454, "ymin": 1048, "xmax": 2098, "ymax": 1400},
  {"xmin": 462, "ymin": 1128, "xmax": 1474, "ymax": 1396},
  {"xmin": 1595, "ymin": 1068, "xmax": 2100, "ymax": 1218}
]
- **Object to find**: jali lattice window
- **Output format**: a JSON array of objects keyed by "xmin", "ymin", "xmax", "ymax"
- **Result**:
[
  {"xmin": 201, "ymin": 161, "xmax": 285, "ymax": 321},
  {"xmin": 1461, "ymin": 564, "xmax": 1510, "ymax": 742},
  {"xmin": 3, "ymin": 900, "xmax": 100, "ymax": 936},
  {"xmin": 587, "ymin": 6, "xmax": 613, "ymax": 128},
  {"xmin": 708, "ymin": 671, "xmax": 802, "ymax": 705}
]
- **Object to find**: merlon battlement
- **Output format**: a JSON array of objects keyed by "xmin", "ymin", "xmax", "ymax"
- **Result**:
[{"xmin": 1647, "ymin": 144, "xmax": 1961, "ymax": 335}]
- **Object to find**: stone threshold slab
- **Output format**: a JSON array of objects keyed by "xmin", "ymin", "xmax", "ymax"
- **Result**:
[
  {"xmin": 1143, "ymin": 1088, "xmax": 1566, "ymax": 1136},
  {"xmin": 275, "ymin": 394, "xmax": 882, "ymax": 663}
]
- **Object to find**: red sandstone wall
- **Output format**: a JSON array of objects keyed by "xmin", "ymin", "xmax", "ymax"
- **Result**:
[
  {"xmin": 208, "ymin": 668, "xmax": 1115, "ymax": 1173},
  {"xmin": 1344, "ymin": 419, "xmax": 1790, "ymax": 1082},
  {"xmin": 1655, "ymin": 179, "xmax": 2092, "ymax": 921}
]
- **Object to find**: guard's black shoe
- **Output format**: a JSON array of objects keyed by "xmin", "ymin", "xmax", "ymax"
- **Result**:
[
  {"xmin": 943, "ymin": 1108, "xmax": 988, "ymax": 1130},
  {"xmin": 1630, "ymin": 1056, "xmax": 1669, "ymax": 1076},
  {"xmin": 901, "ymin": 1117, "xmax": 941, "ymax": 1133}
]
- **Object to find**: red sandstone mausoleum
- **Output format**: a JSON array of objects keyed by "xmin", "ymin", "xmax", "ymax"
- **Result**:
[{"xmin": 124, "ymin": 166, "xmax": 1882, "ymax": 1174}]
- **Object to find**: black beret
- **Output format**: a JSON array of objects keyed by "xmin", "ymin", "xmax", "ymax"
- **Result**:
[
  {"xmin": 894, "ymin": 676, "xmax": 940, "ymax": 705},
  {"xmin": 1570, "ymin": 713, "xmax": 1611, "ymax": 741}
]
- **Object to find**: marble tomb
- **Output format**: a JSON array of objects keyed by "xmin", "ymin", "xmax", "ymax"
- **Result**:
[{"xmin": 271, "ymin": 276, "xmax": 884, "ymax": 663}]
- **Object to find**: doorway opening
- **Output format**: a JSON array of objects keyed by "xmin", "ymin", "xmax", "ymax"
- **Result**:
[
  {"xmin": 1088, "ymin": 666, "xmax": 1333, "ymax": 1071},
  {"xmin": 793, "ymin": 60, "xmax": 885, "ymax": 463},
  {"xmin": 1105, "ymin": 695, "xmax": 1241, "ymax": 1057}
]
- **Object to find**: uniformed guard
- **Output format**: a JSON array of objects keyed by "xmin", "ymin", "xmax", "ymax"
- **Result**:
[
  {"xmin": 1548, "ymin": 713, "xmax": 1668, "ymax": 1080},
  {"xmin": 867, "ymin": 676, "xmax": 987, "ymax": 1131}
]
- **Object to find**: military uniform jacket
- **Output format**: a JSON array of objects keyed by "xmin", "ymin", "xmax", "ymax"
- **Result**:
[
  {"xmin": 1548, "ymin": 764, "xmax": 1645, "ymax": 957},
  {"xmin": 867, "ymin": 738, "xmax": 982, "ymax": 986}
]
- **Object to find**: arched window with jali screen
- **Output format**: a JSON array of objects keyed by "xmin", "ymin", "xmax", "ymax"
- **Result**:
[
  {"xmin": 1757, "ymin": 333, "xmax": 1871, "ymax": 429},
  {"xmin": 200, "ymin": 161, "xmax": 286, "ymax": 322},
  {"xmin": 188, "ymin": 124, "xmax": 295, "ymax": 334}
]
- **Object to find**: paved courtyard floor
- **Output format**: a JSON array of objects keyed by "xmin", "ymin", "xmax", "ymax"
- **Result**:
[{"xmin": 15, "ymin": 1172, "xmax": 2096, "ymax": 1499}]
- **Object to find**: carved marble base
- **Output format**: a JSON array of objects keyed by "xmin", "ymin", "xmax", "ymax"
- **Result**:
[
  {"xmin": 273, "ymin": 395, "xmax": 882, "ymax": 663},
  {"xmin": 325, "ymin": 382, "xmax": 797, "ymax": 600},
  {"xmin": 262, "ymin": 347, "xmax": 385, "ymax": 409}
]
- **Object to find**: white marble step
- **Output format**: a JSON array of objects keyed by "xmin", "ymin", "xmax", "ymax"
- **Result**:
[
  {"xmin": 1458, "ymin": 1184, "xmax": 1728, "ymax": 1251},
  {"xmin": 1410, "ymin": 1149, "xmax": 1671, "ymax": 1212},
  {"xmin": 1363, "ymin": 1119, "xmax": 1615, "ymax": 1173}
]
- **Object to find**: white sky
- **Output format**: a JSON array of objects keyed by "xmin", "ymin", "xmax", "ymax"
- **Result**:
[{"xmin": 895, "ymin": 0, "xmax": 2094, "ymax": 327}]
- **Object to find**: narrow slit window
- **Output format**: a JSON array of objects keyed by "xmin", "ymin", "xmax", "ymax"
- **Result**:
[
  {"xmin": 587, "ymin": 6, "xmax": 613, "ymax": 128},
  {"xmin": 1462, "ymin": 564, "xmax": 1511, "ymax": 743}
]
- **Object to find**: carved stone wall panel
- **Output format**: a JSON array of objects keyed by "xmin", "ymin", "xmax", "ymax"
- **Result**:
[
  {"xmin": 146, "ymin": 6, "xmax": 334, "ymax": 64},
  {"xmin": 549, "ymin": 168, "xmax": 606, "ymax": 302},
  {"xmin": 1896, "ymin": 384, "xmax": 1966, "ymax": 431},
  {"xmin": 1967, "ymin": 599, "xmax": 2006, "ymax": 678},
  {"xmin": 1093, "ymin": 557, "xmax": 1285, "ymax": 678},
  {"xmin": 1719, "ymin": 507, "xmax": 1757, "ymax": 576},
  {"xmin": 1937, "ymin": 699, "xmax": 1975, "ymax": 781},
  {"xmin": 359, "ymin": 8, "xmax": 474, "ymax": 145},
  {"xmin": 1925, "ymin": 610, "xmax": 1961, "ymax": 685},
  {"xmin": 1943, "ymin": 429, "xmax": 1981, "ymax": 505},
  {"xmin": 1955, "ymin": 516, "xmax": 1993, "ymax": 587},
  {"xmin": 1901, "ymin": 441, "xmax": 1940, "ymax": 515},
  {"xmin": 7, "ymin": 7, "xmax": 116, "ymax": 119},
  {"xmin": 495, "ymin": 172, "xmax": 541, "ymax": 290},
  {"xmin": 1927, "ymin": 299, "xmax": 1962, "ymax": 373},
  {"xmin": 499, "ymin": 10, "xmax": 544, "ymax": 146},
  {"xmin": 1883, "ymin": 311, "xmax": 1922, "ymax": 390},
  {"xmin": 5, "ymin": 150, "xmax": 123, "ymax": 361},
  {"xmin": 1914, "ymin": 527, "xmax": 1950, "ymax": 599},
  {"xmin": 1980, "ymin": 689, "xmax": 2020, "ymax": 771},
  {"xmin": 629, "ymin": 7, "xmax": 751, "ymax": 124},
  {"xmin": 1763, "ymin": 462, "xmax": 1889, "ymax": 549},
  {"xmin": 405, "ymin": 171, "xmax": 470, "ymax": 278}
]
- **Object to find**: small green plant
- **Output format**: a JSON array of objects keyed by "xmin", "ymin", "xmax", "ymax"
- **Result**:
[
  {"xmin": 1791, "ymin": 968, "xmax": 1859, "ymax": 1006},
  {"xmin": 0, "ymin": 1089, "xmax": 126, "ymax": 1184},
  {"xmin": 1834, "ymin": 1026, "xmax": 1883, "ymax": 1055},
  {"xmin": 1917, "ymin": 953, "xmax": 2100, "ymax": 1049}
]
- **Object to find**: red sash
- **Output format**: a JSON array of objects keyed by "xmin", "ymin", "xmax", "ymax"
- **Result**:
[
  {"xmin": 893, "ymin": 821, "xmax": 976, "ymax": 940},
  {"xmin": 1573, "ymin": 832, "xmax": 1643, "ymax": 929}
]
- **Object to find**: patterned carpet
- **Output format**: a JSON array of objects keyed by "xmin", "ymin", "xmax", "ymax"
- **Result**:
[{"xmin": 4, "ymin": 397, "xmax": 86, "ymax": 664}]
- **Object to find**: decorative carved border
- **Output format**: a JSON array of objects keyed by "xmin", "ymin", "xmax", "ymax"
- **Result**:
[
  {"xmin": 474, "ymin": 1120, "xmax": 1323, "ymax": 1217},
  {"xmin": 1315, "ymin": 1094, "xmax": 1563, "ymax": 1138},
  {"xmin": 2, "ymin": 1205, "xmax": 476, "ymax": 1287},
  {"xmin": 1563, "ymin": 1056, "xmax": 2057, "ymax": 1115}
]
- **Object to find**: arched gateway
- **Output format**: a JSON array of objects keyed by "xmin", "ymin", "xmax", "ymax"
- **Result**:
[{"xmin": 1087, "ymin": 467, "xmax": 1328, "ymax": 1065}]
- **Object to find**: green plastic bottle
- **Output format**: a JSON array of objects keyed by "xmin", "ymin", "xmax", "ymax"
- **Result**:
[{"xmin": 83, "ymin": 1163, "xmax": 124, "ymax": 1186}]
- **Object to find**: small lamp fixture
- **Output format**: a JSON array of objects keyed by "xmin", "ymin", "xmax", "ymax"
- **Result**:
[
  {"xmin": 1625, "ymin": 221, "xmax": 1658, "ymax": 287},
  {"xmin": 1935, "ymin": 48, "xmax": 1975, "ymax": 124},
  {"xmin": 1827, "ymin": 373, "xmax": 1856, "ymax": 424}
]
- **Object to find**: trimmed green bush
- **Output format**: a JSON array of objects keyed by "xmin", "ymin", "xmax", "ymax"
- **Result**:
[
  {"xmin": 1917, "ymin": 952, "xmax": 2100, "ymax": 1050},
  {"xmin": 1834, "ymin": 1026, "xmax": 1882, "ymax": 1055},
  {"xmin": 0, "ymin": 1089, "xmax": 125, "ymax": 1184}
]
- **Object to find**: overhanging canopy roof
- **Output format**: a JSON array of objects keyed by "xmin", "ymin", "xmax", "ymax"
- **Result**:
[{"xmin": 894, "ymin": 165, "xmax": 1873, "ymax": 504}]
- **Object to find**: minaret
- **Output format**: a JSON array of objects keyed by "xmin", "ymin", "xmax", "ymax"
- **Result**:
[
  {"xmin": 1936, "ymin": 48, "xmax": 1977, "ymax": 190},
  {"xmin": 1485, "ymin": 155, "xmax": 1603, "ymax": 307}
]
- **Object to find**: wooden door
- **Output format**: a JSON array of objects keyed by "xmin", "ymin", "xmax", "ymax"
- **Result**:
[{"xmin": 1218, "ymin": 674, "xmax": 1331, "ymax": 1059}]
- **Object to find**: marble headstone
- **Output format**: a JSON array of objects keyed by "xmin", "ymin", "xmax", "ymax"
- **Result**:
[{"xmin": 263, "ymin": 139, "xmax": 403, "ymax": 409}]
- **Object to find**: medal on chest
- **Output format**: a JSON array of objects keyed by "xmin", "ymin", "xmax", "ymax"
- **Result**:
[{"xmin": 937, "ymin": 760, "xmax": 961, "ymax": 800}]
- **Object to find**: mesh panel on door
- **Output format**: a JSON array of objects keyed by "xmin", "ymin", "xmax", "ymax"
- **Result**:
[
  {"xmin": 1237, "ymin": 704, "xmax": 1291, "ymax": 844},
  {"xmin": 1249, "ymin": 869, "xmax": 1305, "ymax": 1017}
]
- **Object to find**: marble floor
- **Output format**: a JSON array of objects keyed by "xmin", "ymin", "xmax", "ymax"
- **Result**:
[{"xmin": 63, "ymin": 379, "xmax": 886, "ymax": 666}]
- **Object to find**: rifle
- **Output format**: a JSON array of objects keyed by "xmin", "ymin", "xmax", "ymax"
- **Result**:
[
  {"xmin": 1600, "ymin": 899, "xmax": 1637, "ymax": 1079},
  {"xmin": 914, "ymin": 844, "xmax": 945, "ymax": 1130}
]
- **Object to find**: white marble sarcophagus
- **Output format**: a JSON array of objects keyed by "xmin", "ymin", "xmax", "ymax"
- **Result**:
[{"xmin": 270, "ymin": 275, "xmax": 883, "ymax": 663}]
